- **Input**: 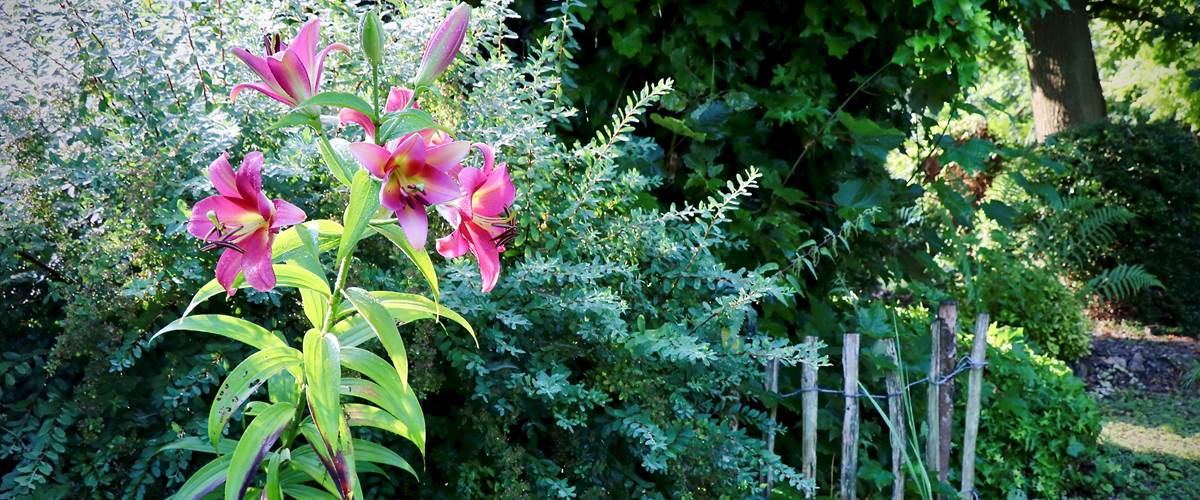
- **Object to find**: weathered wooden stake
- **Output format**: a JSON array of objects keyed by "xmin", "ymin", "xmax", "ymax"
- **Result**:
[
  {"xmin": 960, "ymin": 314, "xmax": 990, "ymax": 498},
  {"xmin": 925, "ymin": 320, "xmax": 941, "ymax": 479},
  {"xmin": 801, "ymin": 336, "xmax": 818, "ymax": 489},
  {"xmin": 937, "ymin": 300, "xmax": 958, "ymax": 484},
  {"xmin": 765, "ymin": 357, "xmax": 780, "ymax": 494},
  {"xmin": 883, "ymin": 338, "xmax": 906, "ymax": 500},
  {"xmin": 839, "ymin": 333, "xmax": 861, "ymax": 500}
]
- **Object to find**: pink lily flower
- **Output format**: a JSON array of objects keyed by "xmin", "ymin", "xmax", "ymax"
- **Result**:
[
  {"xmin": 188, "ymin": 152, "xmax": 306, "ymax": 295},
  {"xmin": 348, "ymin": 134, "xmax": 471, "ymax": 248},
  {"xmin": 414, "ymin": 3, "xmax": 471, "ymax": 87},
  {"xmin": 435, "ymin": 143, "xmax": 516, "ymax": 293},
  {"xmin": 230, "ymin": 18, "xmax": 349, "ymax": 108},
  {"xmin": 338, "ymin": 86, "xmax": 450, "ymax": 146}
]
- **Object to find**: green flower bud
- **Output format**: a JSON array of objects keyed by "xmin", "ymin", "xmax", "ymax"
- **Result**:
[{"xmin": 359, "ymin": 10, "xmax": 385, "ymax": 68}]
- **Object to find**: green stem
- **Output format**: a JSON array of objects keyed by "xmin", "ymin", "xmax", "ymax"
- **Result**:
[{"xmin": 372, "ymin": 64, "xmax": 381, "ymax": 145}]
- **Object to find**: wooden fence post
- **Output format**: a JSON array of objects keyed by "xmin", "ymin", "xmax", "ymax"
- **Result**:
[
  {"xmin": 937, "ymin": 300, "xmax": 958, "ymax": 485},
  {"xmin": 883, "ymin": 338, "xmax": 906, "ymax": 500},
  {"xmin": 925, "ymin": 320, "xmax": 941, "ymax": 479},
  {"xmin": 839, "ymin": 333, "xmax": 861, "ymax": 500},
  {"xmin": 801, "ymin": 336, "xmax": 818, "ymax": 489},
  {"xmin": 960, "ymin": 314, "xmax": 990, "ymax": 498}
]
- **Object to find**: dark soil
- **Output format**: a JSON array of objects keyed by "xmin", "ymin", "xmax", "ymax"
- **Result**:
[{"xmin": 1072, "ymin": 320, "xmax": 1200, "ymax": 394}]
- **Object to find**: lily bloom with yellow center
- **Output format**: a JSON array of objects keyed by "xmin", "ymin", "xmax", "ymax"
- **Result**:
[{"xmin": 187, "ymin": 152, "xmax": 306, "ymax": 295}]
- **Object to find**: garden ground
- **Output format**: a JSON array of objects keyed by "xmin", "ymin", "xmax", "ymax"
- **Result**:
[{"xmin": 1076, "ymin": 323, "xmax": 1200, "ymax": 498}]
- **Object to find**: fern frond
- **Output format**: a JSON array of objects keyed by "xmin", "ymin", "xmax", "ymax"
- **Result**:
[{"xmin": 1085, "ymin": 264, "xmax": 1164, "ymax": 301}]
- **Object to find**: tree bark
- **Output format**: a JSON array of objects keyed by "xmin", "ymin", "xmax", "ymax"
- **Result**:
[{"xmin": 1023, "ymin": 0, "xmax": 1107, "ymax": 142}]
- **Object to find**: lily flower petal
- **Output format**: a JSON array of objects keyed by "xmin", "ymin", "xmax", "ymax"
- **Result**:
[
  {"xmin": 472, "ymin": 163, "xmax": 515, "ymax": 216},
  {"xmin": 465, "ymin": 221, "xmax": 501, "ymax": 292},
  {"xmin": 436, "ymin": 227, "xmax": 470, "ymax": 259},
  {"xmin": 385, "ymin": 87, "xmax": 416, "ymax": 112},
  {"xmin": 236, "ymin": 152, "xmax": 264, "ymax": 201},
  {"xmin": 415, "ymin": 3, "xmax": 471, "ymax": 86},
  {"xmin": 395, "ymin": 202, "xmax": 430, "ymax": 249},
  {"xmin": 208, "ymin": 154, "xmax": 240, "ymax": 199},
  {"xmin": 311, "ymin": 43, "xmax": 350, "ymax": 92},
  {"xmin": 425, "ymin": 141, "xmax": 471, "ymax": 171},
  {"xmin": 272, "ymin": 200, "xmax": 306, "ymax": 229},
  {"xmin": 268, "ymin": 51, "xmax": 313, "ymax": 104},
  {"xmin": 416, "ymin": 166, "xmax": 462, "ymax": 206},
  {"xmin": 188, "ymin": 196, "xmax": 260, "ymax": 241},
  {"xmin": 216, "ymin": 249, "xmax": 244, "ymax": 296},
  {"xmin": 230, "ymin": 82, "xmax": 296, "ymax": 107},
  {"xmin": 239, "ymin": 229, "xmax": 276, "ymax": 292},
  {"xmin": 348, "ymin": 142, "xmax": 394, "ymax": 179},
  {"xmin": 339, "ymin": 109, "xmax": 376, "ymax": 139},
  {"xmin": 290, "ymin": 19, "xmax": 320, "ymax": 69}
]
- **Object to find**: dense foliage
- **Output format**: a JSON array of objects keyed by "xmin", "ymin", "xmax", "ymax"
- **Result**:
[
  {"xmin": 2, "ymin": 0, "xmax": 1197, "ymax": 498},
  {"xmin": 970, "ymin": 325, "xmax": 1109, "ymax": 498},
  {"xmin": 1037, "ymin": 122, "xmax": 1200, "ymax": 333}
]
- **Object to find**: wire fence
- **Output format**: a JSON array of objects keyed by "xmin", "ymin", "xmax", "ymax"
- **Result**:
[{"xmin": 779, "ymin": 355, "xmax": 988, "ymax": 400}]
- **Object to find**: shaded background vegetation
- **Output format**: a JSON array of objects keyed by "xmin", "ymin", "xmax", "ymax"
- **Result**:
[{"xmin": 2, "ymin": 0, "xmax": 1199, "ymax": 497}]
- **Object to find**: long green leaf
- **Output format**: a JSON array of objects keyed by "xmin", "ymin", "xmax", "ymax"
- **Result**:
[
  {"xmin": 268, "ymin": 110, "xmax": 320, "ymax": 131},
  {"xmin": 290, "ymin": 224, "xmax": 330, "ymax": 328},
  {"xmin": 317, "ymin": 135, "xmax": 354, "ymax": 187},
  {"xmin": 264, "ymin": 448, "xmax": 287, "ymax": 500},
  {"xmin": 331, "ymin": 315, "xmax": 373, "ymax": 349},
  {"xmin": 302, "ymin": 329, "xmax": 343, "ymax": 463},
  {"xmin": 208, "ymin": 347, "xmax": 302, "ymax": 447},
  {"xmin": 353, "ymin": 439, "xmax": 419, "ymax": 481},
  {"xmin": 281, "ymin": 483, "xmax": 340, "ymax": 500},
  {"xmin": 273, "ymin": 220, "xmax": 343, "ymax": 261},
  {"xmin": 337, "ymin": 170, "xmax": 382, "ymax": 264},
  {"xmin": 339, "ymin": 348, "xmax": 425, "ymax": 455},
  {"xmin": 374, "ymin": 108, "xmax": 446, "ymax": 146},
  {"xmin": 183, "ymin": 264, "xmax": 332, "ymax": 316},
  {"xmin": 290, "ymin": 433, "xmax": 340, "ymax": 496},
  {"xmin": 370, "ymin": 223, "xmax": 439, "ymax": 299},
  {"xmin": 151, "ymin": 315, "xmax": 287, "ymax": 352},
  {"xmin": 371, "ymin": 291, "xmax": 477, "ymax": 347},
  {"xmin": 301, "ymin": 91, "xmax": 374, "ymax": 120},
  {"xmin": 157, "ymin": 436, "xmax": 237, "ymax": 456},
  {"xmin": 169, "ymin": 454, "xmax": 231, "ymax": 500},
  {"xmin": 225, "ymin": 402, "xmax": 294, "ymax": 500},
  {"xmin": 344, "ymin": 404, "xmax": 424, "ymax": 455},
  {"xmin": 342, "ymin": 288, "xmax": 407, "ymax": 387}
]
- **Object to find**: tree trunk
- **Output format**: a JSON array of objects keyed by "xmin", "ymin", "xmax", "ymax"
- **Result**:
[{"xmin": 1022, "ymin": 0, "xmax": 1107, "ymax": 142}]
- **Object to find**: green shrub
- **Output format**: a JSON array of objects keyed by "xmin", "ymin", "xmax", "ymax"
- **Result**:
[
  {"xmin": 1, "ymin": 1, "xmax": 818, "ymax": 497},
  {"xmin": 1040, "ymin": 122, "xmax": 1200, "ymax": 333},
  {"xmin": 971, "ymin": 325, "xmax": 1112, "ymax": 498},
  {"xmin": 974, "ymin": 248, "xmax": 1091, "ymax": 361}
]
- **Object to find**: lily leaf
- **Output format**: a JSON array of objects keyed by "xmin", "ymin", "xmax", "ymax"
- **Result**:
[
  {"xmin": 375, "ymin": 108, "xmax": 448, "ymax": 144},
  {"xmin": 268, "ymin": 111, "xmax": 319, "ymax": 131},
  {"xmin": 342, "ymin": 288, "xmax": 408, "ymax": 387},
  {"xmin": 301, "ymin": 91, "xmax": 373, "ymax": 121},
  {"xmin": 182, "ymin": 264, "xmax": 331, "ymax": 317},
  {"xmin": 225, "ymin": 402, "xmax": 294, "ymax": 500},
  {"xmin": 168, "ymin": 454, "xmax": 231, "ymax": 500},
  {"xmin": 370, "ymin": 223, "xmax": 439, "ymax": 300},
  {"xmin": 338, "ymin": 169, "xmax": 382, "ymax": 264},
  {"xmin": 344, "ymin": 403, "xmax": 423, "ymax": 455},
  {"xmin": 273, "ymin": 220, "xmax": 343, "ymax": 261},
  {"xmin": 339, "ymin": 347, "xmax": 425, "ymax": 456},
  {"xmin": 208, "ymin": 347, "xmax": 301, "ymax": 447},
  {"xmin": 157, "ymin": 436, "xmax": 237, "ymax": 456},
  {"xmin": 353, "ymin": 438, "xmax": 419, "ymax": 481},
  {"xmin": 317, "ymin": 134, "xmax": 354, "ymax": 187},
  {"xmin": 151, "ymin": 315, "xmax": 287, "ymax": 352},
  {"xmin": 371, "ymin": 291, "xmax": 476, "ymax": 347},
  {"xmin": 302, "ymin": 329, "xmax": 343, "ymax": 468}
]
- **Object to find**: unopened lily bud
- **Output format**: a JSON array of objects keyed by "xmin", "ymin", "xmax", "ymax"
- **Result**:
[
  {"xmin": 360, "ymin": 10, "xmax": 385, "ymax": 68},
  {"xmin": 413, "ymin": 3, "xmax": 470, "ymax": 87}
]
